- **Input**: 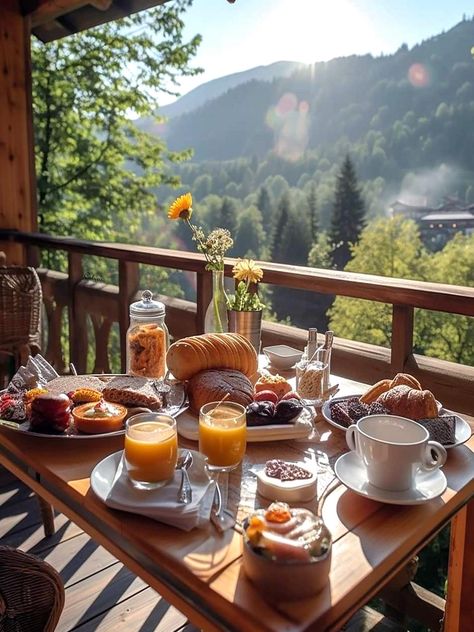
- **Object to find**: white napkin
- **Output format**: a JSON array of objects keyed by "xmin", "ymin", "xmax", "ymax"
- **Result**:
[{"xmin": 105, "ymin": 450, "xmax": 216, "ymax": 531}]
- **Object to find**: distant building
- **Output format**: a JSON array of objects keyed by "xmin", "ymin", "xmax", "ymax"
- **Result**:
[{"xmin": 390, "ymin": 197, "xmax": 474, "ymax": 250}]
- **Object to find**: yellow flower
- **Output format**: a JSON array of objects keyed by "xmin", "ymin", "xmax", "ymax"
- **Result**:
[
  {"xmin": 168, "ymin": 192, "xmax": 193, "ymax": 220},
  {"xmin": 232, "ymin": 259, "xmax": 263, "ymax": 284}
]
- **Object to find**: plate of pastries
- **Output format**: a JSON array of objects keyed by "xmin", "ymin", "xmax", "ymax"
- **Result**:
[
  {"xmin": 321, "ymin": 372, "xmax": 472, "ymax": 448},
  {"xmin": 166, "ymin": 333, "xmax": 314, "ymax": 442},
  {"xmin": 0, "ymin": 374, "xmax": 184, "ymax": 438}
]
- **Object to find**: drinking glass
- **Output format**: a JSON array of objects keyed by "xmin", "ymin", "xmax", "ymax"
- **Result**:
[
  {"xmin": 124, "ymin": 412, "xmax": 178, "ymax": 490},
  {"xmin": 199, "ymin": 402, "xmax": 246, "ymax": 471}
]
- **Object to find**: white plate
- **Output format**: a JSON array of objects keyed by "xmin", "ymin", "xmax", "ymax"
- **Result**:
[
  {"xmin": 90, "ymin": 448, "xmax": 209, "ymax": 505},
  {"xmin": 176, "ymin": 407, "xmax": 314, "ymax": 443},
  {"xmin": 334, "ymin": 451, "xmax": 447, "ymax": 505},
  {"xmin": 321, "ymin": 397, "xmax": 471, "ymax": 448}
]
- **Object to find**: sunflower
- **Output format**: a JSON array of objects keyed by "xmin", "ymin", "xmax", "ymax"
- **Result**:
[
  {"xmin": 232, "ymin": 259, "xmax": 263, "ymax": 284},
  {"xmin": 168, "ymin": 192, "xmax": 193, "ymax": 220}
]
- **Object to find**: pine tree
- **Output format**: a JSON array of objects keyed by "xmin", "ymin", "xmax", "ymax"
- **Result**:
[
  {"xmin": 219, "ymin": 197, "xmax": 237, "ymax": 235},
  {"xmin": 307, "ymin": 183, "xmax": 319, "ymax": 241},
  {"xmin": 257, "ymin": 186, "xmax": 273, "ymax": 227},
  {"xmin": 270, "ymin": 192, "xmax": 290, "ymax": 262},
  {"xmin": 329, "ymin": 155, "xmax": 365, "ymax": 270}
]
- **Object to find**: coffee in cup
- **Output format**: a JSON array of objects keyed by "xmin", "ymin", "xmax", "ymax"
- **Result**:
[{"xmin": 346, "ymin": 415, "xmax": 447, "ymax": 492}]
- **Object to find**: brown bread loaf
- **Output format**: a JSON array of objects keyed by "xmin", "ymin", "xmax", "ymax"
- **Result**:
[
  {"xmin": 376, "ymin": 385, "xmax": 438, "ymax": 420},
  {"xmin": 166, "ymin": 333, "xmax": 258, "ymax": 381},
  {"xmin": 187, "ymin": 369, "xmax": 254, "ymax": 413}
]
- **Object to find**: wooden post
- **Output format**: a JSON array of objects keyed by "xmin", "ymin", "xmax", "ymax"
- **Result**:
[
  {"xmin": 196, "ymin": 271, "xmax": 212, "ymax": 333},
  {"xmin": 444, "ymin": 500, "xmax": 474, "ymax": 631},
  {"xmin": 0, "ymin": 1, "xmax": 37, "ymax": 264},
  {"xmin": 390, "ymin": 305, "xmax": 414, "ymax": 374},
  {"xmin": 118, "ymin": 260, "xmax": 139, "ymax": 373},
  {"xmin": 67, "ymin": 252, "xmax": 88, "ymax": 373}
]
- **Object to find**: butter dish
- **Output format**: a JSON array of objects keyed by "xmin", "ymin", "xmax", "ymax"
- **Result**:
[{"xmin": 256, "ymin": 459, "xmax": 317, "ymax": 502}]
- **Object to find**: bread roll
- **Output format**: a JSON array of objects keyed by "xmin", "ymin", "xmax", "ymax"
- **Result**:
[
  {"xmin": 376, "ymin": 385, "xmax": 438, "ymax": 420},
  {"xmin": 187, "ymin": 369, "xmax": 254, "ymax": 413},
  {"xmin": 167, "ymin": 333, "xmax": 258, "ymax": 381}
]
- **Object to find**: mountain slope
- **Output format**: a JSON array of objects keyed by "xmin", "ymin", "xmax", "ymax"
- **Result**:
[
  {"xmin": 159, "ymin": 61, "xmax": 305, "ymax": 118},
  {"xmin": 161, "ymin": 17, "xmax": 474, "ymax": 163}
]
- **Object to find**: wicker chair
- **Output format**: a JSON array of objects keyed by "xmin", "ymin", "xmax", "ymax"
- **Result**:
[
  {"xmin": 0, "ymin": 262, "xmax": 55, "ymax": 537},
  {"xmin": 0, "ymin": 265, "xmax": 42, "ymax": 373},
  {"xmin": 0, "ymin": 546, "xmax": 65, "ymax": 631}
]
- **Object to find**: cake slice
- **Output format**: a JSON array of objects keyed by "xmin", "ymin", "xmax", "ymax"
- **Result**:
[{"xmin": 416, "ymin": 415, "xmax": 456, "ymax": 445}]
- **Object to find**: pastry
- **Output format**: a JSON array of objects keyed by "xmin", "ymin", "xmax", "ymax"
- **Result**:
[
  {"xmin": 70, "ymin": 388, "xmax": 102, "ymax": 404},
  {"xmin": 166, "ymin": 333, "xmax": 258, "ymax": 381},
  {"xmin": 102, "ymin": 376, "xmax": 162, "ymax": 410},
  {"xmin": 29, "ymin": 393, "xmax": 71, "ymax": 433},
  {"xmin": 359, "ymin": 379, "xmax": 391, "ymax": 404},
  {"xmin": 376, "ymin": 385, "xmax": 438, "ymax": 420},
  {"xmin": 187, "ymin": 369, "xmax": 253, "ymax": 413},
  {"xmin": 390, "ymin": 373, "xmax": 422, "ymax": 390}
]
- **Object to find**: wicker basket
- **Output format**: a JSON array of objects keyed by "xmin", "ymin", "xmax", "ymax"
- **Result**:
[
  {"xmin": 0, "ymin": 266, "xmax": 42, "ymax": 350},
  {"xmin": 0, "ymin": 546, "xmax": 65, "ymax": 631}
]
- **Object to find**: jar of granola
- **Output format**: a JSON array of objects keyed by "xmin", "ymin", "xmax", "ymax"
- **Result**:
[
  {"xmin": 126, "ymin": 290, "xmax": 169, "ymax": 378},
  {"xmin": 296, "ymin": 359, "xmax": 326, "ymax": 402}
]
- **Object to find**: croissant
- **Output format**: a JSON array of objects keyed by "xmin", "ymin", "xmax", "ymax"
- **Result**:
[
  {"xmin": 376, "ymin": 385, "xmax": 438, "ymax": 420},
  {"xmin": 360, "ymin": 373, "xmax": 422, "ymax": 404},
  {"xmin": 390, "ymin": 373, "xmax": 422, "ymax": 390}
]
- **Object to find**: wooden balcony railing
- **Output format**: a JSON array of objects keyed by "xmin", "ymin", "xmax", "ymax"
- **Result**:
[{"xmin": 1, "ymin": 229, "xmax": 473, "ymax": 415}]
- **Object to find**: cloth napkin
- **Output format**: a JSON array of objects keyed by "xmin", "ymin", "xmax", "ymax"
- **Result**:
[{"xmin": 105, "ymin": 450, "xmax": 216, "ymax": 531}]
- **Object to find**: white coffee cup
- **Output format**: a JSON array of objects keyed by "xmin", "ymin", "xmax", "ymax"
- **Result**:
[{"xmin": 346, "ymin": 415, "xmax": 447, "ymax": 492}]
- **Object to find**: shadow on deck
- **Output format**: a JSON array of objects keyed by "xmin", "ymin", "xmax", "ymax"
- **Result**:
[{"xmin": 0, "ymin": 466, "xmax": 198, "ymax": 632}]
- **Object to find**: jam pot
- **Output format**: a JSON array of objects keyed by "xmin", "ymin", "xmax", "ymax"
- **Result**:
[{"xmin": 126, "ymin": 290, "xmax": 169, "ymax": 378}]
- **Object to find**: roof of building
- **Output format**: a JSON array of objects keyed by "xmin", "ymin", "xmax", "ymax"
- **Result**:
[{"xmin": 421, "ymin": 212, "xmax": 474, "ymax": 221}]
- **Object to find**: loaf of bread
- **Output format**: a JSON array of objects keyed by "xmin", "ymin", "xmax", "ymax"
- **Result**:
[
  {"xmin": 187, "ymin": 369, "xmax": 254, "ymax": 413},
  {"xmin": 360, "ymin": 373, "xmax": 422, "ymax": 404},
  {"xmin": 376, "ymin": 385, "xmax": 438, "ymax": 420},
  {"xmin": 166, "ymin": 333, "xmax": 258, "ymax": 381}
]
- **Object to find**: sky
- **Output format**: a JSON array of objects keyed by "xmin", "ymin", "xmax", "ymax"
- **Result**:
[{"xmin": 158, "ymin": 0, "xmax": 474, "ymax": 104}]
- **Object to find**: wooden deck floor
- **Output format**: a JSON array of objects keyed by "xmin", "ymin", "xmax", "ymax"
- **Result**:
[{"xmin": 0, "ymin": 466, "xmax": 198, "ymax": 632}]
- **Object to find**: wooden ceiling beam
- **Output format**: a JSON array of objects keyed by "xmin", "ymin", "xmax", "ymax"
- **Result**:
[{"xmin": 24, "ymin": 0, "xmax": 112, "ymax": 28}]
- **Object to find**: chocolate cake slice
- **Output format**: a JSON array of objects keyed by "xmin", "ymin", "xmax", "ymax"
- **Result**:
[{"xmin": 416, "ymin": 415, "xmax": 457, "ymax": 445}]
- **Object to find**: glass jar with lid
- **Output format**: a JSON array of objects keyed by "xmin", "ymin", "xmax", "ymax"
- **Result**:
[{"xmin": 126, "ymin": 290, "xmax": 169, "ymax": 378}]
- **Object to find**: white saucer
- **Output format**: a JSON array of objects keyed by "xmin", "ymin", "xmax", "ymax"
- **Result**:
[{"xmin": 334, "ymin": 451, "xmax": 447, "ymax": 505}]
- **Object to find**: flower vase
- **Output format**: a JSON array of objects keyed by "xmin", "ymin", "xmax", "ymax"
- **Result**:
[
  {"xmin": 204, "ymin": 269, "xmax": 228, "ymax": 334},
  {"xmin": 227, "ymin": 309, "xmax": 262, "ymax": 355}
]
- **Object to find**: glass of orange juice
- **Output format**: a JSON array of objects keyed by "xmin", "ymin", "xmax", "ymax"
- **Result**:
[
  {"xmin": 199, "ymin": 402, "xmax": 246, "ymax": 471},
  {"xmin": 124, "ymin": 413, "xmax": 178, "ymax": 490}
]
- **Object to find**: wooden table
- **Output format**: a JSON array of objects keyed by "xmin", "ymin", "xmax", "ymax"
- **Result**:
[{"xmin": 0, "ymin": 375, "xmax": 473, "ymax": 632}]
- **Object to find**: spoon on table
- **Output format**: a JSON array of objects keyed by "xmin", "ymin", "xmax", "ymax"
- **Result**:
[{"xmin": 176, "ymin": 450, "xmax": 193, "ymax": 504}]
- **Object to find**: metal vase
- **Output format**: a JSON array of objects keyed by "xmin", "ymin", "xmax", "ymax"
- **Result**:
[{"xmin": 227, "ymin": 310, "xmax": 262, "ymax": 355}]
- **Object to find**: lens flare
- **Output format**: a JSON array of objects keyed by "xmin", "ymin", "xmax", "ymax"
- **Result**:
[
  {"xmin": 408, "ymin": 63, "xmax": 430, "ymax": 88},
  {"xmin": 265, "ymin": 92, "xmax": 310, "ymax": 161}
]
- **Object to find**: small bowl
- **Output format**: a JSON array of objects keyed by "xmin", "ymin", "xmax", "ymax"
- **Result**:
[{"xmin": 263, "ymin": 345, "xmax": 303, "ymax": 370}]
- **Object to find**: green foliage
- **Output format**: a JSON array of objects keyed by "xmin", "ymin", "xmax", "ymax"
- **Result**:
[
  {"xmin": 32, "ymin": 1, "xmax": 201, "ymax": 252},
  {"xmin": 329, "ymin": 218, "xmax": 474, "ymax": 365},
  {"xmin": 226, "ymin": 281, "xmax": 265, "ymax": 311}
]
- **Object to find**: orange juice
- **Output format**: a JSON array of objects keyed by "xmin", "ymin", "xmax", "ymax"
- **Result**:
[
  {"xmin": 125, "ymin": 420, "xmax": 177, "ymax": 484},
  {"xmin": 199, "ymin": 403, "xmax": 246, "ymax": 468}
]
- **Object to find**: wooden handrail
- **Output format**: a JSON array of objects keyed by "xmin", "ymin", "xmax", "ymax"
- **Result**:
[{"xmin": 1, "ymin": 230, "xmax": 473, "ymax": 316}]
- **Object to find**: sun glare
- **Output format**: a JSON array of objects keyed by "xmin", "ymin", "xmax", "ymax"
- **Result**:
[{"xmin": 251, "ymin": 0, "xmax": 382, "ymax": 64}]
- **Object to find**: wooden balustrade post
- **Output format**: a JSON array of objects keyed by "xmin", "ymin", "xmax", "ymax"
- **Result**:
[
  {"xmin": 67, "ymin": 252, "xmax": 88, "ymax": 373},
  {"xmin": 444, "ymin": 500, "xmax": 474, "ymax": 631},
  {"xmin": 391, "ymin": 305, "xmax": 414, "ymax": 374},
  {"xmin": 118, "ymin": 261, "xmax": 139, "ymax": 373},
  {"xmin": 196, "ymin": 270, "xmax": 212, "ymax": 333}
]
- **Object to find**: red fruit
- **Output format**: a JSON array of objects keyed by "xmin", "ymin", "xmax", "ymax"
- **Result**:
[
  {"xmin": 32, "ymin": 393, "xmax": 70, "ymax": 415},
  {"xmin": 254, "ymin": 390, "xmax": 279, "ymax": 404},
  {"xmin": 280, "ymin": 391, "xmax": 301, "ymax": 401}
]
